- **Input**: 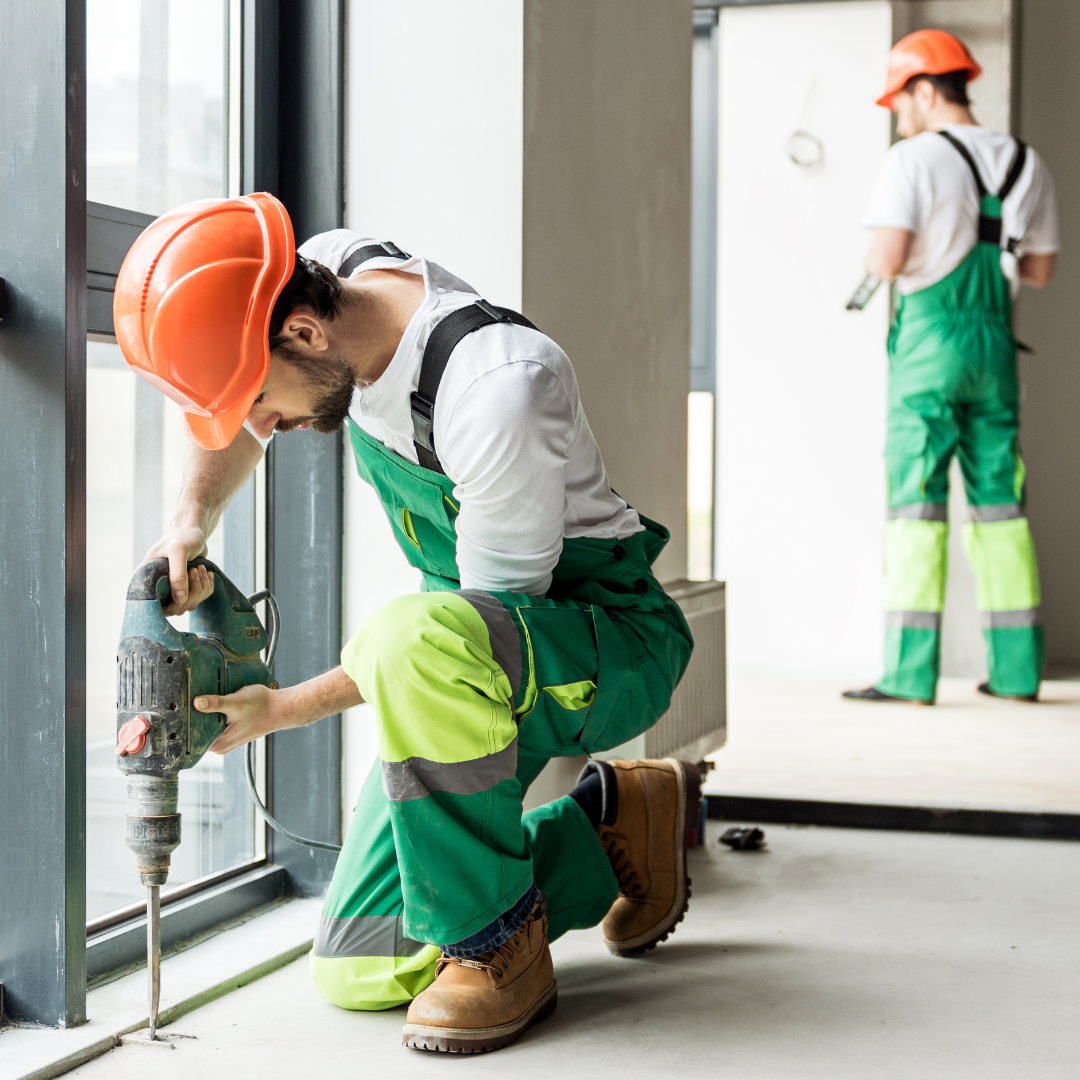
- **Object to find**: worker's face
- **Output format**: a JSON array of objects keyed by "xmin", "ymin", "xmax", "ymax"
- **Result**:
[
  {"xmin": 892, "ymin": 81, "xmax": 935, "ymax": 139},
  {"xmin": 246, "ymin": 309, "xmax": 357, "ymax": 439}
]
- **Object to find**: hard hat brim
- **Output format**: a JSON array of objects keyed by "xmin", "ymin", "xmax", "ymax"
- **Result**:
[{"xmin": 181, "ymin": 390, "xmax": 262, "ymax": 451}]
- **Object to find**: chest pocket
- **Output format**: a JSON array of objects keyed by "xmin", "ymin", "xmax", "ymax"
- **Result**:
[{"xmin": 388, "ymin": 491, "xmax": 459, "ymax": 578}]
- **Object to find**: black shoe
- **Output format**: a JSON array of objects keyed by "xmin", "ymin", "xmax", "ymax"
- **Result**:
[
  {"xmin": 977, "ymin": 682, "xmax": 1038, "ymax": 703},
  {"xmin": 841, "ymin": 686, "xmax": 934, "ymax": 706}
]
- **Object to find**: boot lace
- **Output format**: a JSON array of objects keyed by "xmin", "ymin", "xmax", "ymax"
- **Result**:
[
  {"xmin": 437, "ymin": 912, "xmax": 537, "ymax": 983},
  {"xmin": 599, "ymin": 826, "xmax": 644, "ymax": 898}
]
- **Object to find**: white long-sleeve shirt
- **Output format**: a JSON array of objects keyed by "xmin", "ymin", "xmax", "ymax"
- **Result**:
[{"xmin": 270, "ymin": 230, "xmax": 642, "ymax": 596}]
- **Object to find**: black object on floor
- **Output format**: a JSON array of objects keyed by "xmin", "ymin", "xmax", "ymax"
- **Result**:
[
  {"xmin": 842, "ymin": 686, "xmax": 933, "ymax": 705},
  {"xmin": 977, "ymin": 681, "xmax": 1038, "ymax": 703},
  {"xmin": 720, "ymin": 826, "xmax": 766, "ymax": 851}
]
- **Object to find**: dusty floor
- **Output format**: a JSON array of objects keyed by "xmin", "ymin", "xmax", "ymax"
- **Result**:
[
  {"xmin": 707, "ymin": 674, "xmax": 1080, "ymax": 811},
  {"xmin": 69, "ymin": 821, "xmax": 1080, "ymax": 1080}
]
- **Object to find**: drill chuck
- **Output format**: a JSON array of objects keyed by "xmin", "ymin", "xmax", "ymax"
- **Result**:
[{"xmin": 124, "ymin": 777, "xmax": 181, "ymax": 886}]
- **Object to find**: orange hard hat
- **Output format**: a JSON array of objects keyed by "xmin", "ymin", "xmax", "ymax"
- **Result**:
[
  {"xmin": 114, "ymin": 193, "xmax": 295, "ymax": 450},
  {"xmin": 876, "ymin": 29, "xmax": 982, "ymax": 109}
]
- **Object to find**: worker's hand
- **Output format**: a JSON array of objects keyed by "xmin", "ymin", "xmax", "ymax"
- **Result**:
[
  {"xmin": 199, "ymin": 684, "xmax": 283, "ymax": 754},
  {"xmin": 143, "ymin": 525, "xmax": 214, "ymax": 615},
  {"xmin": 200, "ymin": 667, "xmax": 364, "ymax": 755}
]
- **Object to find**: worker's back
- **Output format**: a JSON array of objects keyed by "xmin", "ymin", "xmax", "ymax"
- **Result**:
[{"xmin": 864, "ymin": 123, "xmax": 1058, "ymax": 297}]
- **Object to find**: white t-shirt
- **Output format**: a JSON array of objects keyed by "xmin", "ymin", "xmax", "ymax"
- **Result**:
[
  {"xmin": 863, "ymin": 124, "xmax": 1059, "ymax": 295},
  {"xmin": 253, "ymin": 230, "xmax": 642, "ymax": 596}
]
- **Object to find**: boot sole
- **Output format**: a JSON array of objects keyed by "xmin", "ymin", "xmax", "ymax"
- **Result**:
[
  {"xmin": 604, "ymin": 758, "xmax": 701, "ymax": 958},
  {"xmin": 402, "ymin": 980, "xmax": 557, "ymax": 1054}
]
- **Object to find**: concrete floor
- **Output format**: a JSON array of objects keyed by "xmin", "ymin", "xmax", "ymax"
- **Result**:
[
  {"xmin": 707, "ymin": 674, "xmax": 1080, "ymax": 811},
  {"xmin": 69, "ymin": 821, "xmax": 1080, "ymax": 1079}
]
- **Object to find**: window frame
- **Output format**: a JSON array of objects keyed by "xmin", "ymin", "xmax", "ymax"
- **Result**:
[{"xmin": 0, "ymin": 0, "xmax": 345, "ymax": 1024}]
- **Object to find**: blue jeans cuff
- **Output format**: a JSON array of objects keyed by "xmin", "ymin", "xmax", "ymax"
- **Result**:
[{"xmin": 440, "ymin": 882, "xmax": 542, "ymax": 958}]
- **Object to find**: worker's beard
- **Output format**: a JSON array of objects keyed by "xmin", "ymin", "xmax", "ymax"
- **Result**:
[{"xmin": 271, "ymin": 346, "xmax": 356, "ymax": 434}]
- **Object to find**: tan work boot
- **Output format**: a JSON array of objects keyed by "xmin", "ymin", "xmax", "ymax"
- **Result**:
[
  {"xmin": 588, "ymin": 758, "xmax": 701, "ymax": 957},
  {"xmin": 402, "ymin": 900, "xmax": 557, "ymax": 1054}
]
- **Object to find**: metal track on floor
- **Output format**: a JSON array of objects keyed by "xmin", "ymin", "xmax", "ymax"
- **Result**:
[{"xmin": 707, "ymin": 795, "xmax": 1080, "ymax": 841}]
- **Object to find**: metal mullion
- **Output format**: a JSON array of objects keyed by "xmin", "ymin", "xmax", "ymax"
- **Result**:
[
  {"xmin": 266, "ymin": 0, "xmax": 346, "ymax": 897},
  {"xmin": 0, "ymin": 0, "xmax": 87, "ymax": 1026}
]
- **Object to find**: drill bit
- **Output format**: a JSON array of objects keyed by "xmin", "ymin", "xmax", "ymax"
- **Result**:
[{"xmin": 147, "ymin": 885, "xmax": 161, "ymax": 1039}]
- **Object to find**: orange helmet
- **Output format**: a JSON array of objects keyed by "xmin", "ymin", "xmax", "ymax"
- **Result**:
[
  {"xmin": 877, "ymin": 29, "xmax": 982, "ymax": 109},
  {"xmin": 114, "ymin": 193, "xmax": 295, "ymax": 450}
]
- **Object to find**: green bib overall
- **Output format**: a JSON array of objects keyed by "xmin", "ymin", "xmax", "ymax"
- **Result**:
[
  {"xmin": 310, "ymin": 417, "xmax": 693, "ymax": 1010},
  {"xmin": 878, "ymin": 134, "xmax": 1042, "ymax": 701}
]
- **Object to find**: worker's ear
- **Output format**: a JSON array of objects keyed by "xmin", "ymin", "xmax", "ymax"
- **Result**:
[
  {"xmin": 912, "ymin": 77, "xmax": 937, "ymax": 111},
  {"xmin": 280, "ymin": 308, "xmax": 330, "ymax": 352}
]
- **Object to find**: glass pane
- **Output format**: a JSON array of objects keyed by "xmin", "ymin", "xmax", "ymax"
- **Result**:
[
  {"xmin": 86, "ymin": 341, "xmax": 258, "ymax": 923},
  {"xmin": 87, "ymin": 0, "xmax": 227, "ymax": 216}
]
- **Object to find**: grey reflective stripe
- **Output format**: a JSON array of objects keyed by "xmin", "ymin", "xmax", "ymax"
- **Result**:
[
  {"xmin": 455, "ymin": 589, "xmax": 522, "ymax": 697},
  {"xmin": 982, "ymin": 608, "xmax": 1040, "ymax": 629},
  {"xmin": 887, "ymin": 503, "xmax": 948, "ymax": 522},
  {"xmin": 885, "ymin": 610, "xmax": 941, "ymax": 630},
  {"xmin": 313, "ymin": 914, "xmax": 428, "ymax": 959},
  {"xmin": 969, "ymin": 503, "xmax": 1024, "ymax": 523},
  {"xmin": 382, "ymin": 738, "xmax": 518, "ymax": 801}
]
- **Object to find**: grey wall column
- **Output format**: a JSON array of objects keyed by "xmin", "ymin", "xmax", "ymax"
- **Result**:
[
  {"xmin": 243, "ymin": 0, "xmax": 345, "ymax": 896},
  {"xmin": 0, "ymin": 0, "xmax": 87, "ymax": 1025},
  {"xmin": 1016, "ymin": 0, "xmax": 1080, "ymax": 671}
]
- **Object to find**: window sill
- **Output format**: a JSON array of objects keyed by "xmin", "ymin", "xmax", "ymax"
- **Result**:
[
  {"xmin": 87, "ymin": 863, "xmax": 285, "ymax": 982},
  {"xmin": 0, "ymin": 889, "xmax": 321, "ymax": 1080}
]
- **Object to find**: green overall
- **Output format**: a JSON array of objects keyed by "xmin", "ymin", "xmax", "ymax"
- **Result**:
[
  {"xmin": 878, "ymin": 133, "xmax": 1042, "ymax": 702},
  {"xmin": 309, "ymin": 418, "xmax": 693, "ymax": 1010}
]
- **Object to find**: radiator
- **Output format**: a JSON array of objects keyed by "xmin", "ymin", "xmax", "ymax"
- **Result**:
[{"xmin": 595, "ymin": 579, "xmax": 727, "ymax": 764}]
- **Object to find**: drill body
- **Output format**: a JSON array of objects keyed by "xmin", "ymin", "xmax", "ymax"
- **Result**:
[{"xmin": 116, "ymin": 557, "xmax": 274, "ymax": 885}]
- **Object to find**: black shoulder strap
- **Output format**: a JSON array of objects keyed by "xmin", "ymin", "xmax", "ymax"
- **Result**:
[
  {"xmin": 411, "ymin": 300, "xmax": 539, "ymax": 474},
  {"xmin": 938, "ymin": 131, "xmax": 1029, "ymax": 249},
  {"xmin": 938, "ymin": 130, "xmax": 987, "ymax": 195},
  {"xmin": 998, "ymin": 140, "xmax": 1028, "ymax": 201},
  {"xmin": 338, "ymin": 240, "xmax": 411, "ymax": 278}
]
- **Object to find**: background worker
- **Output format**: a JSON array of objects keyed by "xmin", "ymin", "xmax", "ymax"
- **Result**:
[
  {"xmin": 844, "ymin": 29, "xmax": 1059, "ymax": 706},
  {"xmin": 114, "ymin": 195, "xmax": 696, "ymax": 1054}
]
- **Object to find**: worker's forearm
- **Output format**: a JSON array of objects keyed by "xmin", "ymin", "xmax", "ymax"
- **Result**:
[
  {"xmin": 1018, "ymin": 252, "xmax": 1056, "ymax": 288},
  {"xmin": 202, "ymin": 666, "xmax": 364, "ymax": 754},
  {"xmin": 170, "ymin": 428, "xmax": 265, "ymax": 536},
  {"xmin": 865, "ymin": 226, "xmax": 914, "ymax": 281},
  {"xmin": 271, "ymin": 666, "xmax": 365, "ymax": 731}
]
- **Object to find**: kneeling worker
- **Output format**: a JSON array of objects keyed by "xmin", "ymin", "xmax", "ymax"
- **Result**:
[
  {"xmin": 114, "ymin": 195, "xmax": 696, "ymax": 1053},
  {"xmin": 845, "ymin": 29, "xmax": 1058, "ymax": 706}
]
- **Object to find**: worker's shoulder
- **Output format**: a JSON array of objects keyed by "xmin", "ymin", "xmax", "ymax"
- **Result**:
[
  {"xmin": 449, "ymin": 312, "xmax": 568, "ymax": 377},
  {"xmin": 439, "ymin": 309, "xmax": 573, "ymax": 404},
  {"xmin": 888, "ymin": 130, "xmax": 957, "ymax": 166}
]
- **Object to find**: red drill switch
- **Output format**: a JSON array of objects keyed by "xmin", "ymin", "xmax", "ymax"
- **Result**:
[{"xmin": 116, "ymin": 714, "xmax": 151, "ymax": 756}]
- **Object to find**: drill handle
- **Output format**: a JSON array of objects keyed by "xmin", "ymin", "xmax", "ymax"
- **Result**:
[
  {"xmin": 128, "ymin": 556, "xmax": 230, "ymax": 603},
  {"xmin": 126, "ymin": 557, "xmax": 269, "ymax": 659}
]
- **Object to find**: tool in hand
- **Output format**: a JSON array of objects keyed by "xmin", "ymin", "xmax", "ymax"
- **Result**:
[
  {"xmin": 846, "ymin": 273, "xmax": 882, "ymax": 311},
  {"xmin": 115, "ymin": 557, "xmax": 343, "ymax": 1039},
  {"xmin": 115, "ymin": 557, "xmax": 277, "ymax": 1040}
]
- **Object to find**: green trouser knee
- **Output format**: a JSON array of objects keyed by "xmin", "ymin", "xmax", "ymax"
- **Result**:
[
  {"xmin": 312, "ymin": 585, "xmax": 678, "ymax": 1011},
  {"xmin": 880, "ymin": 241, "xmax": 1043, "ymax": 699},
  {"xmin": 310, "ymin": 752, "xmax": 617, "ymax": 1011}
]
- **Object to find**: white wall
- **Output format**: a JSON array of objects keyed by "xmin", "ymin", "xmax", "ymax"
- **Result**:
[
  {"xmin": 715, "ymin": 1, "xmax": 893, "ymax": 679},
  {"xmin": 341, "ymin": 0, "xmax": 524, "ymax": 829},
  {"xmin": 344, "ymin": 0, "xmax": 524, "ymax": 307}
]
